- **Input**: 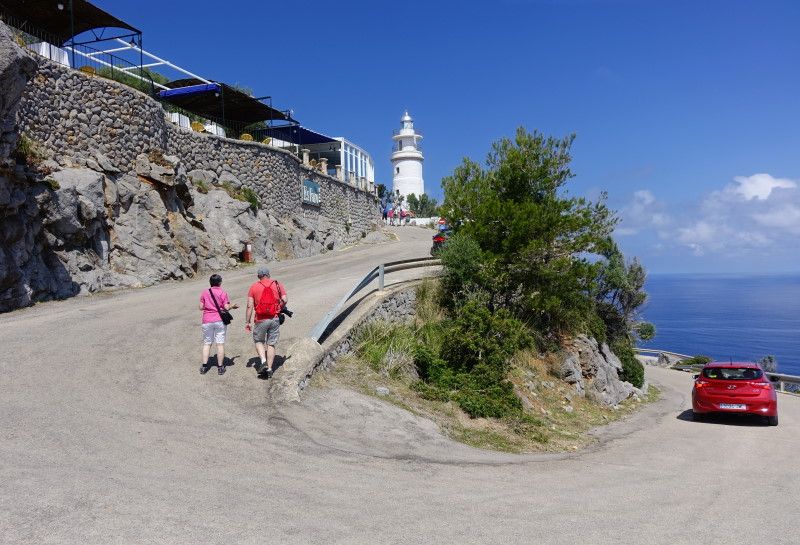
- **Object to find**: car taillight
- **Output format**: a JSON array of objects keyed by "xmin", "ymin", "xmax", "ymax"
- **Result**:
[
  {"xmin": 695, "ymin": 380, "xmax": 709, "ymax": 389},
  {"xmin": 749, "ymin": 382, "xmax": 772, "ymax": 389},
  {"xmin": 433, "ymin": 235, "xmax": 445, "ymax": 242}
]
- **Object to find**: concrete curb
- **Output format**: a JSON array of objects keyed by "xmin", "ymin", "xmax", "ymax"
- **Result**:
[{"xmin": 268, "ymin": 281, "xmax": 420, "ymax": 404}]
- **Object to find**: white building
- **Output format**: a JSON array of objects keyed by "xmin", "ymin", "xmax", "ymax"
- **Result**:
[
  {"xmin": 391, "ymin": 111, "xmax": 424, "ymax": 199},
  {"xmin": 336, "ymin": 137, "xmax": 375, "ymax": 186}
]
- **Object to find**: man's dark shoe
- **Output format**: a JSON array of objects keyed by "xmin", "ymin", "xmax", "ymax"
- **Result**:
[
  {"xmin": 266, "ymin": 368, "xmax": 273, "ymax": 379},
  {"xmin": 200, "ymin": 365, "xmax": 209, "ymax": 375},
  {"xmin": 218, "ymin": 366, "xmax": 226, "ymax": 375}
]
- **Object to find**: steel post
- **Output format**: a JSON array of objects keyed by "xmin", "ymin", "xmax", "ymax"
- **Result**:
[{"xmin": 378, "ymin": 264, "xmax": 385, "ymax": 290}]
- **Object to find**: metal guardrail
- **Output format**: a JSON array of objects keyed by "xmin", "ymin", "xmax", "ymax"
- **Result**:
[
  {"xmin": 634, "ymin": 348, "xmax": 693, "ymax": 360},
  {"xmin": 635, "ymin": 348, "xmax": 800, "ymax": 394},
  {"xmin": 308, "ymin": 257, "xmax": 440, "ymax": 342},
  {"xmin": 765, "ymin": 373, "xmax": 800, "ymax": 394}
]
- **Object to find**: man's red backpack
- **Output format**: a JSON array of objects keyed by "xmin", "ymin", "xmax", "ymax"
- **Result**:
[{"xmin": 255, "ymin": 280, "xmax": 282, "ymax": 319}]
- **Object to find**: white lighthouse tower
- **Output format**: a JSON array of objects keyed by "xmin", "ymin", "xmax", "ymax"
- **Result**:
[{"xmin": 391, "ymin": 111, "xmax": 424, "ymax": 199}]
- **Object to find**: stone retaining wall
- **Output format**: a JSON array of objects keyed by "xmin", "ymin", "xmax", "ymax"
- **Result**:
[
  {"xmin": 17, "ymin": 57, "xmax": 380, "ymax": 243},
  {"xmin": 269, "ymin": 285, "xmax": 418, "ymax": 403},
  {"xmin": 303, "ymin": 287, "xmax": 417, "ymax": 390}
]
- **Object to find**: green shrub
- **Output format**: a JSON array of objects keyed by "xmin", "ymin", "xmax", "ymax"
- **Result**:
[
  {"xmin": 612, "ymin": 341, "xmax": 645, "ymax": 388},
  {"xmin": 437, "ymin": 233, "xmax": 485, "ymax": 308},
  {"xmin": 240, "ymin": 187, "xmax": 260, "ymax": 211},
  {"xmin": 194, "ymin": 179, "xmax": 209, "ymax": 194},
  {"xmin": 455, "ymin": 382, "xmax": 522, "ymax": 418},
  {"xmin": 678, "ymin": 355, "xmax": 712, "ymax": 368},
  {"xmin": 43, "ymin": 178, "xmax": 60, "ymax": 191},
  {"xmin": 15, "ymin": 134, "xmax": 45, "ymax": 166},
  {"xmin": 219, "ymin": 182, "xmax": 259, "ymax": 211}
]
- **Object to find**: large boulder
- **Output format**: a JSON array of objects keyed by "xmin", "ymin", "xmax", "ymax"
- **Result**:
[{"xmin": 558, "ymin": 335, "xmax": 636, "ymax": 407}]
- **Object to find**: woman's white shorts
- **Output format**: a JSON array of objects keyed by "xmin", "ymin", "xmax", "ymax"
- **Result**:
[{"xmin": 202, "ymin": 321, "xmax": 226, "ymax": 345}]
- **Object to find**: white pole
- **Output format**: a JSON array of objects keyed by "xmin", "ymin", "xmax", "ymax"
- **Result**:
[{"xmin": 114, "ymin": 38, "xmax": 211, "ymax": 83}]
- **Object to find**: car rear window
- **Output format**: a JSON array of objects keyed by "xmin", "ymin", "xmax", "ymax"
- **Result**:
[{"xmin": 702, "ymin": 367, "xmax": 763, "ymax": 380}]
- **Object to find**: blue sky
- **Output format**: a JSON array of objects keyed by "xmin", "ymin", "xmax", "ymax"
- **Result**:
[{"xmin": 98, "ymin": 0, "xmax": 800, "ymax": 273}]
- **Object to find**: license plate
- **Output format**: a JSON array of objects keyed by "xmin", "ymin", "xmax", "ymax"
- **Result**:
[{"xmin": 719, "ymin": 403, "xmax": 746, "ymax": 410}]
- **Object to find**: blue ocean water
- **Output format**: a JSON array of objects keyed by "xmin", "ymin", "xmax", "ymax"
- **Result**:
[{"xmin": 639, "ymin": 274, "xmax": 800, "ymax": 376}]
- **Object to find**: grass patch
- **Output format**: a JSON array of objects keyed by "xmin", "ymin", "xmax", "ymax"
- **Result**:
[
  {"xmin": 193, "ymin": 178, "xmax": 210, "ymax": 194},
  {"xmin": 220, "ymin": 182, "xmax": 260, "ymax": 211},
  {"xmin": 15, "ymin": 133, "xmax": 45, "ymax": 167},
  {"xmin": 313, "ymin": 309, "xmax": 660, "ymax": 453}
]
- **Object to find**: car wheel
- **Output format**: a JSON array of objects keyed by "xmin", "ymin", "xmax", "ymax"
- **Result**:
[
  {"xmin": 692, "ymin": 411, "xmax": 705, "ymax": 422},
  {"xmin": 767, "ymin": 415, "xmax": 779, "ymax": 426}
]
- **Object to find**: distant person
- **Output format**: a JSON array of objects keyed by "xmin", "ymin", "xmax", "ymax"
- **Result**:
[
  {"xmin": 199, "ymin": 274, "xmax": 237, "ymax": 375},
  {"xmin": 387, "ymin": 206, "xmax": 395, "ymax": 226},
  {"xmin": 400, "ymin": 207, "xmax": 408, "ymax": 226},
  {"xmin": 245, "ymin": 267, "xmax": 288, "ymax": 378},
  {"xmin": 382, "ymin": 201, "xmax": 390, "ymax": 225}
]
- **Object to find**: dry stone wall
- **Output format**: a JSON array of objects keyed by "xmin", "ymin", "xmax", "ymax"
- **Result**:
[
  {"xmin": 1, "ymin": 27, "xmax": 382, "ymax": 312},
  {"xmin": 17, "ymin": 56, "xmax": 380, "ymax": 245}
]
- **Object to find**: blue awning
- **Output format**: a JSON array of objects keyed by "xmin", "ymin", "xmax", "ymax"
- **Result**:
[
  {"xmin": 255, "ymin": 125, "xmax": 336, "ymax": 145},
  {"xmin": 157, "ymin": 83, "xmax": 221, "ymax": 98}
]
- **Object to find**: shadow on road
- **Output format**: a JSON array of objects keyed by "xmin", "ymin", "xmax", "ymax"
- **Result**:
[
  {"xmin": 252, "ymin": 354, "xmax": 290, "ymax": 379},
  {"xmin": 676, "ymin": 409, "xmax": 770, "ymax": 427}
]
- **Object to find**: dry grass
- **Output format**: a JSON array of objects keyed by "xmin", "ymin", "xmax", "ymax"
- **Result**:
[{"xmin": 313, "ymin": 346, "xmax": 659, "ymax": 454}]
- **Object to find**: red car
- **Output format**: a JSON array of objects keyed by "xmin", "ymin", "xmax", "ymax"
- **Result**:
[{"xmin": 692, "ymin": 362, "xmax": 778, "ymax": 426}]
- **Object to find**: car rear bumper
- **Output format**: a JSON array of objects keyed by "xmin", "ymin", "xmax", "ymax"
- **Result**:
[{"xmin": 693, "ymin": 397, "xmax": 778, "ymax": 416}]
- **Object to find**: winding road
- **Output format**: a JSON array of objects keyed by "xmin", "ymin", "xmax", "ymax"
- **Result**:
[{"xmin": 2, "ymin": 227, "xmax": 798, "ymax": 544}]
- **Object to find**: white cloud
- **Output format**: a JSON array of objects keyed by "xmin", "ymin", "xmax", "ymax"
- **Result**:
[
  {"xmin": 729, "ymin": 173, "xmax": 796, "ymax": 201},
  {"xmin": 617, "ymin": 189, "xmax": 671, "ymax": 236},
  {"xmin": 752, "ymin": 204, "xmax": 800, "ymax": 234},
  {"xmin": 619, "ymin": 173, "xmax": 800, "ymax": 261}
]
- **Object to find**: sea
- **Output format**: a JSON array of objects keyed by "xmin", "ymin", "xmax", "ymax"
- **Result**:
[{"xmin": 638, "ymin": 274, "xmax": 800, "ymax": 376}]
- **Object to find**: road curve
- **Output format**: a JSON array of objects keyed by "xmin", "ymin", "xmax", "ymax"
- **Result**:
[{"xmin": 2, "ymin": 227, "xmax": 799, "ymax": 544}]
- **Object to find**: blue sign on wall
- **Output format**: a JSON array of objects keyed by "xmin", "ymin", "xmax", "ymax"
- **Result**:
[{"xmin": 302, "ymin": 179, "xmax": 320, "ymax": 206}]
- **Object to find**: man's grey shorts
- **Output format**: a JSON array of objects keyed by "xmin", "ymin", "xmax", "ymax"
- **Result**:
[{"xmin": 253, "ymin": 318, "xmax": 280, "ymax": 346}]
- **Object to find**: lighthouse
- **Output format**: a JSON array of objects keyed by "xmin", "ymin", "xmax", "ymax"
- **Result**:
[{"xmin": 391, "ymin": 111, "xmax": 424, "ymax": 199}]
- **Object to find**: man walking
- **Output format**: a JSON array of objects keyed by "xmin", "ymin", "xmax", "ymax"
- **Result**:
[{"xmin": 245, "ymin": 267, "xmax": 288, "ymax": 378}]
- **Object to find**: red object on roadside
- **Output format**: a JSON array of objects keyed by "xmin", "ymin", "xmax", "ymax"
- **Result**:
[
  {"xmin": 692, "ymin": 362, "xmax": 778, "ymax": 425},
  {"xmin": 242, "ymin": 242, "xmax": 253, "ymax": 263}
]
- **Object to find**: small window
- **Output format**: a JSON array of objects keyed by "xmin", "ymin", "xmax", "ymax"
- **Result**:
[{"xmin": 396, "ymin": 167, "xmax": 400, "ymax": 174}]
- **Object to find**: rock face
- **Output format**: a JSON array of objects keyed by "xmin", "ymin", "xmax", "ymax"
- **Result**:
[
  {"xmin": 656, "ymin": 352, "xmax": 682, "ymax": 367},
  {"xmin": 17, "ymin": 52, "xmax": 381, "ymax": 247},
  {"xmin": 558, "ymin": 335, "xmax": 636, "ymax": 406}
]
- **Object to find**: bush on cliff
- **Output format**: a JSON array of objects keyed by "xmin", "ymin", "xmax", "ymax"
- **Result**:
[
  {"xmin": 435, "ymin": 128, "xmax": 651, "ymax": 395},
  {"xmin": 612, "ymin": 341, "xmax": 645, "ymax": 389}
]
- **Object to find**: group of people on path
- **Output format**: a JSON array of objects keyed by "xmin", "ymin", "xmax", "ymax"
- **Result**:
[
  {"xmin": 198, "ymin": 267, "xmax": 287, "ymax": 377},
  {"xmin": 382, "ymin": 200, "xmax": 412, "ymax": 226}
]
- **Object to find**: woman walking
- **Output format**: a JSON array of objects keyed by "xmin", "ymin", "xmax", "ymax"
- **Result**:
[{"xmin": 199, "ymin": 274, "xmax": 237, "ymax": 375}]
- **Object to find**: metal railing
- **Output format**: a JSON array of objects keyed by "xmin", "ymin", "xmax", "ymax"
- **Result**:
[
  {"xmin": 308, "ymin": 257, "xmax": 440, "ymax": 342},
  {"xmin": 635, "ymin": 348, "xmax": 800, "ymax": 395},
  {"xmin": 634, "ymin": 348, "xmax": 693, "ymax": 360},
  {"xmin": 763, "ymin": 373, "xmax": 800, "ymax": 394}
]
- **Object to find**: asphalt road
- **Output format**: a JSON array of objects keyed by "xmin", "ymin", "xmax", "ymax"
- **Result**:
[{"xmin": 2, "ymin": 226, "xmax": 799, "ymax": 544}]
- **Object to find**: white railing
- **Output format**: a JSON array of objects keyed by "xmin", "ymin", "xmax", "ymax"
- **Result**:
[{"xmin": 635, "ymin": 348, "xmax": 800, "ymax": 394}]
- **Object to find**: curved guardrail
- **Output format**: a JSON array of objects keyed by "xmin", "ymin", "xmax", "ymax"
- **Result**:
[
  {"xmin": 308, "ymin": 257, "xmax": 441, "ymax": 342},
  {"xmin": 635, "ymin": 348, "xmax": 800, "ymax": 394}
]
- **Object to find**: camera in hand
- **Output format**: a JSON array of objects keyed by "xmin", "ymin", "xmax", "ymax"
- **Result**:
[{"xmin": 278, "ymin": 306, "xmax": 293, "ymax": 324}]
